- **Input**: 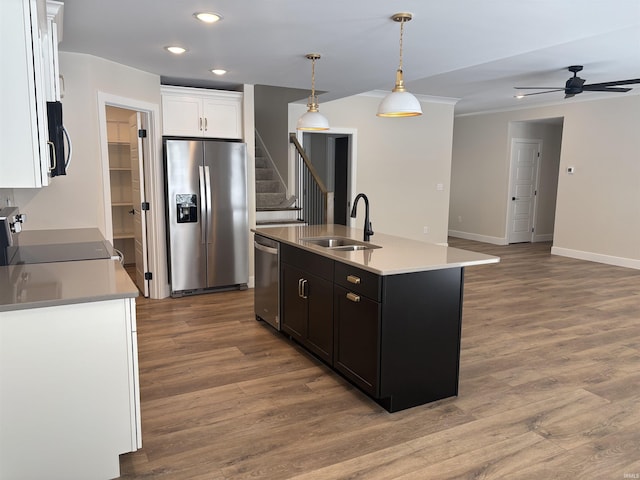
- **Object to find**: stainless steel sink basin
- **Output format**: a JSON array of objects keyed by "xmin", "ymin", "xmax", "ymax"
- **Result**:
[{"xmin": 301, "ymin": 236, "xmax": 381, "ymax": 250}]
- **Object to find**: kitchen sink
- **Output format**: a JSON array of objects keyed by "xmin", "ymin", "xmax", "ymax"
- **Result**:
[{"xmin": 301, "ymin": 236, "xmax": 381, "ymax": 250}]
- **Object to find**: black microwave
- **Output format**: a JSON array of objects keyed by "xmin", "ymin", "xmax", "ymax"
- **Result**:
[{"xmin": 46, "ymin": 101, "xmax": 72, "ymax": 177}]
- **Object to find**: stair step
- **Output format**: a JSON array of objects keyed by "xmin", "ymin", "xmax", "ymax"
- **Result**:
[
  {"xmin": 255, "ymin": 156, "xmax": 269, "ymax": 168},
  {"xmin": 257, "ymin": 192, "xmax": 287, "ymax": 208},
  {"xmin": 256, "ymin": 179, "xmax": 284, "ymax": 193},
  {"xmin": 256, "ymin": 207, "xmax": 301, "ymax": 224},
  {"xmin": 255, "ymin": 168, "xmax": 274, "ymax": 181}
]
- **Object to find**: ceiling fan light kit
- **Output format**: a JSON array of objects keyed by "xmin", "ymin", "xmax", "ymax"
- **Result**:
[
  {"xmin": 514, "ymin": 65, "xmax": 640, "ymax": 100},
  {"xmin": 377, "ymin": 12, "xmax": 423, "ymax": 118},
  {"xmin": 297, "ymin": 53, "xmax": 330, "ymax": 131}
]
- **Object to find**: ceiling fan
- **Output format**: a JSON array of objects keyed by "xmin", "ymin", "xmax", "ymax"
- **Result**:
[{"xmin": 514, "ymin": 65, "xmax": 640, "ymax": 99}]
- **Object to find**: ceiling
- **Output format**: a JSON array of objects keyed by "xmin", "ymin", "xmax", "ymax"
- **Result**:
[{"xmin": 59, "ymin": 0, "xmax": 640, "ymax": 115}]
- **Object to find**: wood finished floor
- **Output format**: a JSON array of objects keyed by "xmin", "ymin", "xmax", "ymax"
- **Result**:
[{"xmin": 120, "ymin": 239, "xmax": 640, "ymax": 479}]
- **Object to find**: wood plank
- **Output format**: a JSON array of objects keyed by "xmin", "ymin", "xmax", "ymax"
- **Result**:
[{"xmin": 117, "ymin": 239, "xmax": 640, "ymax": 479}]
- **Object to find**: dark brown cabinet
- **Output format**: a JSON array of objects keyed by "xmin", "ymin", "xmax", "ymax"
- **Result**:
[
  {"xmin": 333, "ymin": 285, "xmax": 380, "ymax": 396},
  {"xmin": 280, "ymin": 243, "xmax": 465, "ymax": 412},
  {"xmin": 280, "ymin": 245, "xmax": 334, "ymax": 364}
]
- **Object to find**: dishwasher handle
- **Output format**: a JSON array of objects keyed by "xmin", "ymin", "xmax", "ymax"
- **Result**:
[{"xmin": 254, "ymin": 241, "xmax": 278, "ymax": 255}]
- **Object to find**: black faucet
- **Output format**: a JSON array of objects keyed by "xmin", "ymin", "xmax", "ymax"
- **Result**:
[{"xmin": 350, "ymin": 193, "xmax": 374, "ymax": 242}]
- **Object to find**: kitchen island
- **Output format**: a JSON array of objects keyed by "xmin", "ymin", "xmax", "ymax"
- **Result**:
[
  {"xmin": 253, "ymin": 224, "xmax": 499, "ymax": 412},
  {"xmin": 0, "ymin": 250, "xmax": 141, "ymax": 479}
]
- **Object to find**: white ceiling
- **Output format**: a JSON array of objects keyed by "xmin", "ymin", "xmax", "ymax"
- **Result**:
[{"xmin": 59, "ymin": 0, "xmax": 640, "ymax": 115}]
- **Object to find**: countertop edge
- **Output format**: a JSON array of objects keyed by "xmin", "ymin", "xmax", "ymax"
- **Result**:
[
  {"xmin": 253, "ymin": 225, "xmax": 500, "ymax": 275},
  {"xmin": 0, "ymin": 291, "xmax": 139, "ymax": 313}
]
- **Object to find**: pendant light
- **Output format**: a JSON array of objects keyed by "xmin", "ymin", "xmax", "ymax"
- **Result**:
[
  {"xmin": 297, "ymin": 53, "xmax": 330, "ymax": 131},
  {"xmin": 377, "ymin": 13, "xmax": 423, "ymax": 117}
]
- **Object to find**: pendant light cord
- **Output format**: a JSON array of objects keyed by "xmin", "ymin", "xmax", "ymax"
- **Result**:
[
  {"xmin": 398, "ymin": 19, "xmax": 405, "ymax": 72},
  {"xmin": 311, "ymin": 57, "xmax": 316, "ymax": 99}
]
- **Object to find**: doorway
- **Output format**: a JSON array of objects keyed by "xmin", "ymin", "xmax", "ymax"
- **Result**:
[
  {"xmin": 506, "ymin": 139, "xmax": 541, "ymax": 243},
  {"xmin": 300, "ymin": 129, "xmax": 357, "ymax": 226},
  {"xmin": 105, "ymin": 106, "xmax": 150, "ymax": 295},
  {"xmin": 506, "ymin": 118, "xmax": 563, "ymax": 244}
]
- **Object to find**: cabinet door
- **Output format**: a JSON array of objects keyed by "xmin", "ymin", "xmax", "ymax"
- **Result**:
[
  {"xmin": 202, "ymin": 94, "xmax": 242, "ymax": 139},
  {"xmin": 0, "ymin": 0, "xmax": 50, "ymax": 188},
  {"xmin": 334, "ymin": 285, "xmax": 381, "ymax": 396},
  {"xmin": 305, "ymin": 274, "xmax": 333, "ymax": 363},
  {"xmin": 161, "ymin": 94, "xmax": 203, "ymax": 137},
  {"xmin": 281, "ymin": 262, "xmax": 334, "ymax": 364},
  {"xmin": 281, "ymin": 262, "xmax": 308, "ymax": 342}
]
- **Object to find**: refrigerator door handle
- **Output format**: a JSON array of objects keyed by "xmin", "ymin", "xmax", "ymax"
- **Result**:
[
  {"xmin": 198, "ymin": 165, "xmax": 206, "ymax": 244},
  {"xmin": 204, "ymin": 165, "xmax": 213, "ymax": 243}
]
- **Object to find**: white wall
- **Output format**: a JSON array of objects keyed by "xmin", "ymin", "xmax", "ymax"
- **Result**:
[
  {"xmin": 290, "ymin": 94, "xmax": 456, "ymax": 244},
  {"xmin": 14, "ymin": 52, "xmax": 161, "ymax": 233},
  {"xmin": 450, "ymin": 94, "xmax": 640, "ymax": 267}
]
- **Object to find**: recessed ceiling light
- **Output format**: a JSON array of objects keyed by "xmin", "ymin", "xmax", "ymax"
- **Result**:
[
  {"xmin": 165, "ymin": 46, "xmax": 187, "ymax": 55},
  {"xmin": 194, "ymin": 12, "xmax": 222, "ymax": 23},
  {"xmin": 211, "ymin": 69, "xmax": 227, "ymax": 76}
]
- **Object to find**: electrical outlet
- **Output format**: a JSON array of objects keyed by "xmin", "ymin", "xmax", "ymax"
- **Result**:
[{"xmin": 423, "ymin": 226, "xmax": 429, "ymax": 234}]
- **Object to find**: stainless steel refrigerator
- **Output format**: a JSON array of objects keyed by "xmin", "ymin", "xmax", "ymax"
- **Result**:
[{"xmin": 164, "ymin": 138, "xmax": 248, "ymax": 296}]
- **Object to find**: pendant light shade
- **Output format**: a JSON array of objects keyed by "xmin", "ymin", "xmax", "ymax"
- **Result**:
[
  {"xmin": 377, "ymin": 13, "xmax": 422, "ymax": 118},
  {"xmin": 297, "ymin": 53, "xmax": 330, "ymax": 131}
]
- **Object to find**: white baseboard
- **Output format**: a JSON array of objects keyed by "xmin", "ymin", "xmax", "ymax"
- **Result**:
[
  {"xmin": 448, "ymin": 230, "xmax": 507, "ymax": 245},
  {"xmin": 248, "ymin": 275, "xmax": 255, "ymax": 289},
  {"xmin": 551, "ymin": 247, "xmax": 640, "ymax": 270}
]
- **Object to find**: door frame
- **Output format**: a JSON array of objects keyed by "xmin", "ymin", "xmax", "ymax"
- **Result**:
[
  {"xmin": 292, "ymin": 127, "xmax": 358, "ymax": 227},
  {"xmin": 505, "ymin": 138, "xmax": 542, "ymax": 244},
  {"xmin": 97, "ymin": 92, "xmax": 168, "ymax": 299}
]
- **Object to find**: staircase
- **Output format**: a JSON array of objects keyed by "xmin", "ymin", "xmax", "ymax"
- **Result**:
[{"xmin": 255, "ymin": 134, "xmax": 302, "ymax": 226}]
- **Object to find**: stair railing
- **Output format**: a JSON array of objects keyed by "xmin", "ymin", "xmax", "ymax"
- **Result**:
[{"xmin": 289, "ymin": 133, "xmax": 334, "ymax": 225}]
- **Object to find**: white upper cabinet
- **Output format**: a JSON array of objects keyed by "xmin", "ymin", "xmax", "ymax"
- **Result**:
[
  {"xmin": 161, "ymin": 86, "xmax": 243, "ymax": 139},
  {"xmin": 0, "ymin": 0, "xmax": 63, "ymax": 188}
]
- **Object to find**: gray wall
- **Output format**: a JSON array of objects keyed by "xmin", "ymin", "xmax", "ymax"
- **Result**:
[
  {"xmin": 450, "ymin": 94, "xmax": 640, "ymax": 268},
  {"xmin": 255, "ymin": 85, "xmax": 307, "ymax": 187}
]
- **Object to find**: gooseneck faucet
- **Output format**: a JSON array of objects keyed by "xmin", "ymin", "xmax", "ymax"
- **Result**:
[{"xmin": 350, "ymin": 193, "xmax": 374, "ymax": 242}]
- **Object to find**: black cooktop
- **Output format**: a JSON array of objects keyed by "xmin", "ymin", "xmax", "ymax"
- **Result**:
[{"xmin": 6, "ymin": 241, "xmax": 113, "ymax": 265}]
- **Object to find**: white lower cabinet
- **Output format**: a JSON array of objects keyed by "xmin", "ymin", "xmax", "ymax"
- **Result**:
[
  {"xmin": 161, "ymin": 85, "xmax": 243, "ymax": 139},
  {"xmin": 0, "ymin": 297, "xmax": 141, "ymax": 480}
]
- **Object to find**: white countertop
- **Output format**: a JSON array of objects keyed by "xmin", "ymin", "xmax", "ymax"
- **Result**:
[
  {"xmin": 1, "ymin": 228, "xmax": 138, "ymax": 312},
  {"xmin": 253, "ymin": 224, "xmax": 499, "ymax": 275},
  {"xmin": 0, "ymin": 259, "xmax": 138, "ymax": 312}
]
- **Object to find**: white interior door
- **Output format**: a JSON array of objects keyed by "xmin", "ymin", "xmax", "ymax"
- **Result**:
[
  {"xmin": 129, "ymin": 113, "xmax": 149, "ymax": 296},
  {"xmin": 507, "ymin": 139, "xmax": 541, "ymax": 244}
]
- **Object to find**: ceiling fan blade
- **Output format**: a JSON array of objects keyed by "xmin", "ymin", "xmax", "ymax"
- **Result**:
[
  {"xmin": 514, "ymin": 87, "xmax": 563, "ymax": 90},
  {"xmin": 583, "ymin": 79, "xmax": 640, "ymax": 88},
  {"xmin": 516, "ymin": 89, "xmax": 565, "ymax": 97},
  {"xmin": 582, "ymin": 86, "xmax": 632, "ymax": 93}
]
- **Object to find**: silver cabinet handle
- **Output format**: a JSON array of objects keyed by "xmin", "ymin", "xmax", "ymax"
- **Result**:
[
  {"xmin": 47, "ymin": 141, "xmax": 56, "ymax": 172},
  {"xmin": 199, "ymin": 117, "xmax": 203, "ymax": 131},
  {"xmin": 298, "ymin": 278, "xmax": 308, "ymax": 299},
  {"xmin": 346, "ymin": 292, "xmax": 360, "ymax": 303},
  {"xmin": 347, "ymin": 275, "xmax": 361, "ymax": 285},
  {"xmin": 204, "ymin": 117, "xmax": 208, "ymax": 131}
]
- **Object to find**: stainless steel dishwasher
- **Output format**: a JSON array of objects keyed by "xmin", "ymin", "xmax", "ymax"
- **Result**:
[{"xmin": 254, "ymin": 234, "xmax": 280, "ymax": 330}]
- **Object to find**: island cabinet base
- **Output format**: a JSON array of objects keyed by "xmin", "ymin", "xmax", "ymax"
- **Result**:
[{"xmin": 333, "ymin": 265, "xmax": 464, "ymax": 412}]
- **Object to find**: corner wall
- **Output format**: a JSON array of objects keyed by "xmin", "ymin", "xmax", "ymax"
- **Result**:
[
  {"xmin": 14, "ymin": 52, "xmax": 161, "ymax": 232},
  {"xmin": 290, "ymin": 94, "xmax": 456, "ymax": 245},
  {"xmin": 450, "ymin": 95, "xmax": 640, "ymax": 267}
]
